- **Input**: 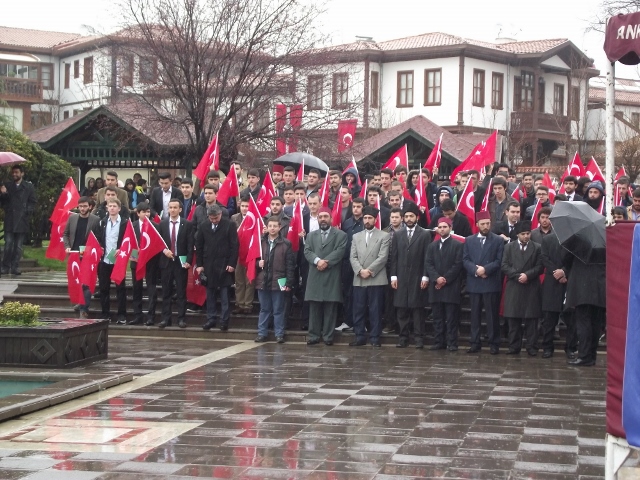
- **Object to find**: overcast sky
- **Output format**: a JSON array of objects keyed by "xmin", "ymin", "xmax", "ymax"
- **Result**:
[{"xmin": 2, "ymin": 0, "xmax": 638, "ymax": 78}]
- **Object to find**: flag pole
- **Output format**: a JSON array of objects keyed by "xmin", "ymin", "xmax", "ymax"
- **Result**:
[{"xmin": 605, "ymin": 60, "xmax": 615, "ymax": 224}]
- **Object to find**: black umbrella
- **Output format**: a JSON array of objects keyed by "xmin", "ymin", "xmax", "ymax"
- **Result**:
[
  {"xmin": 549, "ymin": 201, "xmax": 606, "ymax": 264},
  {"xmin": 273, "ymin": 152, "xmax": 329, "ymax": 174}
]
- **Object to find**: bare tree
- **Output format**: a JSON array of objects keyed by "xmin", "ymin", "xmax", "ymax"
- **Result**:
[{"xmin": 590, "ymin": 0, "xmax": 640, "ymax": 32}]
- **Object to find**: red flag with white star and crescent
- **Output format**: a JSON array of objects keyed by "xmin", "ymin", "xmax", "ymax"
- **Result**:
[
  {"xmin": 67, "ymin": 251, "xmax": 84, "ymax": 304},
  {"xmin": 136, "ymin": 219, "xmax": 167, "ymax": 281},
  {"xmin": 456, "ymin": 176, "xmax": 478, "ymax": 234},
  {"xmin": 337, "ymin": 119, "xmax": 357, "ymax": 153},
  {"xmin": 50, "ymin": 177, "xmax": 80, "ymax": 226},
  {"xmin": 80, "ymin": 231, "xmax": 103, "ymax": 293},
  {"xmin": 111, "ymin": 220, "xmax": 138, "ymax": 285},
  {"xmin": 45, "ymin": 219, "xmax": 68, "ymax": 261}
]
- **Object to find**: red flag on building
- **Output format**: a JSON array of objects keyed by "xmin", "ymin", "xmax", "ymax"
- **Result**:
[
  {"xmin": 558, "ymin": 152, "xmax": 586, "ymax": 194},
  {"xmin": 585, "ymin": 157, "xmax": 606, "ymax": 183},
  {"xmin": 67, "ymin": 251, "xmax": 84, "ymax": 304},
  {"xmin": 542, "ymin": 172, "xmax": 557, "ymax": 203},
  {"xmin": 358, "ymin": 179, "xmax": 368, "ymax": 199},
  {"xmin": 256, "ymin": 171, "xmax": 276, "ymax": 217},
  {"xmin": 382, "ymin": 144, "xmax": 409, "ymax": 171},
  {"xmin": 50, "ymin": 178, "xmax": 80, "ymax": 225},
  {"xmin": 217, "ymin": 164, "xmax": 240, "ymax": 207},
  {"xmin": 287, "ymin": 199, "xmax": 303, "ymax": 251},
  {"xmin": 530, "ymin": 200, "xmax": 543, "ymax": 229},
  {"xmin": 187, "ymin": 253, "xmax": 207, "ymax": 306},
  {"xmin": 616, "ymin": 166, "xmax": 628, "ymax": 182},
  {"xmin": 193, "ymin": 133, "xmax": 219, "ymax": 183},
  {"xmin": 136, "ymin": 219, "xmax": 167, "ymax": 280},
  {"xmin": 480, "ymin": 178, "xmax": 493, "ymax": 212},
  {"xmin": 456, "ymin": 177, "xmax": 478, "ymax": 234},
  {"xmin": 424, "ymin": 133, "xmax": 443, "ymax": 172},
  {"xmin": 111, "ymin": 220, "xmax": 138, "ymax": 285},
  {"xmin": 318, "ymin": 174, "xmax": 330, "ymax": 207},
  {"xmin": 80, "ymin": 231, "xmax": 103, "ymax": 293},
  {"xmin": 331, "ymin": 193, "xmax": 342, "ymax": 228},
  {"xmin": 275, "ymin": 104, "xmax": 287, "ymax": 157},
  {"xmin": 288, "ymin": 104, "xmax": 303, "ymax": 153},
  {"xmin": 337, "ymin": 119, "xmax": 357, "ymax": 153},
  {"xmin": 342, "ymin": 156, "xmax": 361, "ymax": 186},
  {"xmin": 45, "ymin": 220, "xmax": 68, "ymax": 261}
]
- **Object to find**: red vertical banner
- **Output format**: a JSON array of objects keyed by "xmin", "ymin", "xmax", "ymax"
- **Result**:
[
  {"xmin": 275, "ymin": 104, "xmax": 287, "ymax": 157},
  {"xmin": 288, "ymin": 104, "xmax": 303, "ymax": 153},
  {"xmin": 337, "ymin": 119, "xmax": 357, "ymax": 153}
]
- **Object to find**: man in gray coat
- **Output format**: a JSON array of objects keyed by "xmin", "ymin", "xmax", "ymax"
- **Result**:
[
  {"xmin": 349, "ymin": 206, "xmax": 390, "ymax": 347},
  {"xmin": 304, "ymin": 207, "xmax": 347, "ymax": 345}
]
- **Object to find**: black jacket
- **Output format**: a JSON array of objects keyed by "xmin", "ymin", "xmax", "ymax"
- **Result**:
[
  {"xmin": 148, "ymin": 186, "xmax": 184, "ymax": 218},
  {"xmin": 157, "ymin": 217, "xmax": 194, "ymax": 268},
  {"xmin": 0, "ymin": 180, "xmax": 37, "ymax": 233},
  {"xmin": 195, "ymin": 217, "xmax": 239, "ymax": 288}
]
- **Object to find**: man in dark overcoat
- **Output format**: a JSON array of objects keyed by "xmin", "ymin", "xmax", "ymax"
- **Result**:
[
  {"xmin": 425, "ymin": 216, "xmax": 464, "ymax": 351},
  {"xmin": 501, "ymin": 220, "xmax": 544, "ymax": 356},
  {"xmin": 390, "ymin": 202, "xmax": 432, "ymax": 349}
]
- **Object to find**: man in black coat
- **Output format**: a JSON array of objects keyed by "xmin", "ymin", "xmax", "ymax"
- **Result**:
[
  {"xmin": 157, "ymin": 199, "xmax": 194, "ymax": 328},
  {"xmin": 0, "ymin": 165, "xmax": 37, "ymax": 275},
  {"xmin": 427, "ymin": 199, "xmax": 473, "ymax": 237},
  {"xmin": 196, "ymin": 204, "xmax": 239, "ymax": 331},
  {"xmin": 425, "ymin": 217, "xmax": 464, "ymax": 351},
  {"xmin": 390, "ymin": 202, "xmax": 432, "ymax": 348},
  {"xmin": 492, "ymin": 201, "xmax": 521, "ymax": 243},
  {"xmin": 149, "ymin": 172, "xmax": 184, "ymax": 220}
]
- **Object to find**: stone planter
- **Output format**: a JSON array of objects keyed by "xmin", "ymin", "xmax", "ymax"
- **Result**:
[{"xmin": 0, "ymin": 319, "xmax": 109, "ymax": 368}]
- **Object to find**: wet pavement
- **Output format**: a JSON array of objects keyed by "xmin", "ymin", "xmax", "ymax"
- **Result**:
[{"xmin": 0, "ymin": 337, "xmax": 606, "ymax": 479}]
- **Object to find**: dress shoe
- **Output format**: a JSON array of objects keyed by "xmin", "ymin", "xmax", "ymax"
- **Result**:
[
  {"xmin": 342, "ymin": 327, "xmax": 354, "ymax": 333},
  {"xmin": 116, "ymin": 316, "xmax": 127, "ymax": 325},
  {"xmin": 527, "ymin": 349, "xmax": 538, "ymax": 357},
  {"xmin": 306, "ymin": 339, "xmax": 319, "ymax": 345},
  {"xmin": 415, "ymin": 341, "xmax": 424, "ymax": 349},
  {"xmin": 219, "ymin": 325, "xmax": 228, "ymax": 331},
  {"xmin": 447, "ymin": 346, "xmax": 458, "ymax": 352},
  {"xmin": 276, "ymin": 336, "xmax": 285, "ymax": 344},
  {"xmin": 568, "ymin": 358, "xmax": 595, "ymax": 366},
  {"xmin": 566, "ymin": 352, "xmax": 576, "ymax": 360},
  {"xmin": 396, "ymin": 341, "xmax": 408, "ymax": 348},
  {"xmin": 255, "ymin": 336, "xmax": 267, "ymax": 343},
  {"xmin": 158, "ymin": 321, "xmax": 171, "ymax": 329},
  {"xmin": 349, "ymin": 340, "xmax": 366, "ymax": 346},
  {"xmin": 429, "ymin": 344, "xmax": 446, "ymax": 351},
  {"xmin": 11, "ymin": 269, "xmax": 21, "ymax": 276},
  {"xmin": 232, "ymin": 307, "xmax": 243, "ymax": 314},
  {"xmin": 467, "ymin": 347, "xmax": 481, "ymax": 353},
  {"xmin": 301, "ymin": 324, "xmax": 308, "ymax": 331},
  {"xmin": 542, "ymin": 351, "xmax": 553, "ymax": 359},
  {"xmin": 490, "ymin": 347, "xmax": 500, "ymax": 355},
  {"xmin": 505, "ymin": 349, "xmax": 520, "ymax": 355},
  {"xmin": 178, "ymin": 321, "xmax": 187, "ymax": 328},
  {"xmin": 241, "ymin": 307, "xmax": 253, "ymax": 314},
  {"xmin": 371, "ymin": 341, "xmax": 381, "ymax": 347},
  {"xmin": 80, "ymin": 311, "xmax": 89, "ymax": 319},
  {"xmin": 202, "ymin": 321, "xmax": 216, "ymax": 330},
  {"xmin": 127, "ymin": 317, "xmax": 143, "ymax": 325},
  {"xmin": 0, "ymin": 268, "xmax": 8, "ymax": 275},
  {"xmin": 324, "ymin": 341, "xmax": 333, "ymax": 346},
  {"xmin": 144, "ymin": 319, "xmax": 155, "ymax": 326}
]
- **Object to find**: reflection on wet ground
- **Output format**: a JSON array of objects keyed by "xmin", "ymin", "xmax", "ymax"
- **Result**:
[{"xmin": 0, "ymin": 337, "xmax": 606, "ymax": 479}]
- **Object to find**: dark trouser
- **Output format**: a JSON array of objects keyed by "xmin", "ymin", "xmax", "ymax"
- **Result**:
[
  {"xmin": 563, "ymin": 310, "xmax": 578, "ymax": 353},
  {"xmin": 383, "ymin": 285, "xmax": 397, "ymax": 330},
  {"xmin": 507, "ymin": 317, "xmax": 538, "ymax": 352},
  {"xmin": 308, "ymin": 301, "xmax": 339, "ymax": 342},
  {"xmin": 397, "ymin": 307, "xmax": 424, "ymax": 342},
  {"xmin": 298, "ymin": 260, "xmax": 309, "ymax": 323},
  {"xmin": 352, "ymin": 285, "xmax": 384, "ymax": 343},
  {"xmin": 3, "ymin": 232, "xmax": 25, "ymax": 272},
  {"xmin": 131, "ymin": 259, "xmax": 158, "ymax": 319},
  {"xmin": 161, "ymin": 259, "xmax": 187, "ymax": 324},
  {"xmin": 79, "ymin": 285, "xmax": 92, "ymax": 313},
  {"xmin": 98, "ymin": 262, "xmax": 127, "ymax": 316},
  {"xmin": 575, "ymin": 304, "xmax": 605, "ymax": 362},
  {"xmin": 340, "ymin": 259, "xmax": 354, "ymax": 327},
  {"xmin": 469, "ymin": 292, "xmax": 500, "ymax": 348},
  {"xmin": 206, "ymin": 286, "xmax": 230, "ymax": 326},
  {"xmin": 541, "ymin": 310, "xmax": 577, "ymax": 353},
  {"xmin": 432, "ymin": 302, "xmax": 460, "ymax": 348}
]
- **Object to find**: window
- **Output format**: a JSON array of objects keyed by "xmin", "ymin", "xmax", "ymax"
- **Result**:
[
  {"xmin": 40, "ymin": 64, "xmax": 53, "ymax": 90},
  {"xmin": 332, "ymin": 73, "xmax": 348, "ymax": 109},
  {"xmin": 370, "ymin": 71, "xmax": 379, "ymax": 108},
  {"xmin": 424, "ymin": 68, "xmax": 441, "ymax": 105},
  {"xmin": 520, "ymin": 72, "xmax": 534, "ymax": 111},
  {"xmin": 491, "ymin": 72, "xmax": 503, "ymax": 109},
  {"xmin": 472, "ymin": 69, "xmax": 485, "ymax": 107},
  {"xmin": 63, "ymin": 111, "xmax": 70, "ymax": 120},
  {"xmin": 31, "ymin": 111, "xmax": 52, "ymax": 129},
  {"xmin": 632, "ymin": 112, "xmax": 640, "ymax": 128},
  {"xmin": 64, "ymin": 63, "xmax": 70, "ymax": 89},
  {"xmin": 553, "ymin": 84, "xmax": 564, "ymax": 116},
  {"xmin": 253, "ymin": 101, "xmax": 270, "ymax": 131},
  {"xmin": 307, "ymin": 75, "xmax": 323, "ymax": 110},
  {"xmin": 120, "ymin": 55, "xmax": 134, "ymax": 87},
  {"xmin": 139, "ymin": 57, "xmax": 158, "ymax": 84},
  {"xmin": 513, "ymin": 76, "xmax": 522, "ymax": 111},
  {"xmin": 396, "ymin": 71, "xmax": 413, "ymax": 107},
  {"xmin": 83, "ymin": 57, "xmax": 93, "ymax": 84},
  {"xmin": 73, "ymin": 60, "xmax": 79, "ymax": 78},
  {"xmin": 538, "ymin": 78, "xmax": 545, "ymax": 112},
  {"xmin": 571, "ymin": 86, "xmax": 580, "ymax": 120},
  {"xmin": 73, "ymin": 109, "xmax": 80, "ymax": 116}
]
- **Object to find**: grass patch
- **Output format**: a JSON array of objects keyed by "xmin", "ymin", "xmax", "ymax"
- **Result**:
[{"xmin": 22, "ymin": 243, "xmax": 66, "ymax": 271}]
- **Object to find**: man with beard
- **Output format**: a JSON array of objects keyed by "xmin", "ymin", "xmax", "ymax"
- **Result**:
[
  {"xmin": 304, "ymin": 207, "xmax": 347, "ymax": 345},
  {"xmin": 530, "ymin": 207, "xmax": 553, "ymax": 244},
  {"xmin": 562, "ymin": 175, "xmax": 583, "ymax": 202},
  {"xmin": 463, "ymin": 211, "xmax": 504, "ymax": 354},
  {"xmin": 390, "ymin": 202, "xmax": 432, "ymax": 349},
  {"xmin": 349, "ymin": 206, "xmax": 390, "ymax": 347},
  {"xmin": 425, "ymin": 217, "xmax": 464, "ymax": 351},
  {"xmin": 584, "ymin": 181, "xmax": 605, "ymax": 213},
  {"xmin": 492, "ymin": 201, "xmax": 521, "ymax": 243},
  {"xmin": 627, "ymin": 188, "xmax": 640, "ymax": 221}
]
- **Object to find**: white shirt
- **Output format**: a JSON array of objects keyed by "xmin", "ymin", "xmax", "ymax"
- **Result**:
[
  {"xmin": 309, "ymin": 215, "xmax": 319, "ymax": 233},
  {"xmin": 162, "ymin": 189, "xmax": 172, "ymax": 218},
  {"xmin": 104, "ymin": 215, "xmax": 121, "ymax": 264}
]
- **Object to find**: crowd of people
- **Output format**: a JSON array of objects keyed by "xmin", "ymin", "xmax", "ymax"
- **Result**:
[{"xmin": 56, "ymin": 160, "xmax": 629, "ymax": 367}]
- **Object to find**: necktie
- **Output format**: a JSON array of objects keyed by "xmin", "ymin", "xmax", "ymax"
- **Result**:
[
  {"xmin": 366, "ymin": 231, "xmax": 371, "ymax": 246},
  {"xmin": 322, "ymin": 231, "xmax": 328, "ymax": 244},
  {"xmin": 171, "ymin": 221, "xmax": 177, "ymax": 256},
  {"xmin": 521, "ymin": 243, "xmax": 525, "ymax": 252},
  {"xmin": 408, "ymin": 229, "xmax": 413, "ymax": 241},
  {"xmin": 481, "ymin": 237, "xmax": 486, "ymax": 248},
  {"xmin": 509, "ymin": 225, "xmax": 513, "ymax": 234},
  {"xmin": 212, "ymin": 223, "xmax": 217, "ymax": 232}
]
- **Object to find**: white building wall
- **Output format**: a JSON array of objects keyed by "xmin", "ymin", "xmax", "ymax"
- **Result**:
[{"xmin": 463, "ymin": 57, "xmax": 510, "ymax": 131}]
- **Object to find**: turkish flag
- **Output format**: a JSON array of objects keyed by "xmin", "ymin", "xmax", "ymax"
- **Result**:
[
  {"xmin": 152, "ymin": 213, "xmax": 161, "ymax": 223},
  {"xmin": 193, "ymin": 133, "xmax": 219, "ymax": 183},
  {"xmin": 558, "ymin": 152, "xmax": 585, "ymax": 194},
  {"xmin": 275, "ymin": 104, "xmax": 287, "ymax": 157},
  {"xmin": 45, "ymin": 219, "xmax": 68, "ymax": 261},
  {"xmin": 67, "ymin": 251, "xmax": 84, "ymax": 304},
  {"xmin": 542, "ymin": 172, "xmax": 556, "ymax": 203},
  {"xmin": 342, "ymin": 157, "xmax": 361, "ymax": 186},
  {"xmin": 331, "ymin": 193, "xmax": 342, "ymax": 228},
  {"xmin": 136, "ymin": 219, "xmax": 167, "ymax": 281},
  {"xmin": 530, "ymin": 200, "xmax": 543, "ymax": 229},
  {"xmin": 449, "ymin": 141, "xmax": 485, "ymax": 184},
  {"xmin": 288, "ymin": 104, "xmax": 303, "ymax": 153},
  {"xmin": 616, "ymin": 166, "xmax": 628, "ymax": 182},
  {"xmin": 598, "ymin": 197, "xmax": 605, "ymax": 215},
  {"xmin": 480, "ymin": 178, "xmax": 493, "ymax": 212},
  {"xmin": 80, "ymin": 231, "xmax": 103, "ymax": 293},
  {"xmin": 424, "ymin": 133, "xmax": 443, "ymax": 172},
  {"xmin": 456, "ymin": 178, "xmax": 478, "ymax": 234},
  {"xmin": 403, "ymin": 185, "xmax": 413, "ymax": 202},
  {"xmin": 614, "ymin": 183, "xmax": 622, "ymax": 207},
  {"xmin": 256, "ymin": 171, "xmax": 275, "ymax": 217},
  {"xmin": 237, "ymin": 201, "xmax": 262, "ymax": 282},
  {"xmin": 414, "ymin": 170, "xmax": 428, "ymax": 210},
  {"xmin": 318, "ymin": 174, "xmax": 330, "ymax": 207},
  {"xmin": 585, "ymin": 157, "xmax": 606, "ymax": 183},
  {"xmin": 382, "ymin": 144, "xmax": 408, "ymax": 171},
  {"xmin": 512, "ymin": 183, "xmax": 523, "ymax": 202},
  {"xmin": 287, "ymin": 199, "xmax": 303, "ymax": 252},
  {"xmin": 449, "ymin": 131, "xmax": 497, "ymax": 184},
  {"xmin": 50, "ymin": 178, "xmax": 80, "ymax": 225},
  {"xmin": 375, "ymin": 197, "xmax": 382, "ymax": 229},
  {"xmin": 296, "ymin": 158, "xmax": 305, "ymax": 183},
  {"xmin": 111, "ymin": 220, "xmax": 138, "ymax": 285},
  {"xmin": 217, "ymin": 164, "xmax": 240, "ymax": 207},
  {"xmin": 358, "ymin": 179, "xmax": 368, "ymax": 199},
  {"xmin": 187, "ymin": 252, "xmax": 207, "ymax": 306},
  {"xmin": 337, "ymin": 119, "xmax": 357, "ymax": 153},
  {"xmin": 186, "ymin": 201, "xmax": 197, "ymax": 221}
]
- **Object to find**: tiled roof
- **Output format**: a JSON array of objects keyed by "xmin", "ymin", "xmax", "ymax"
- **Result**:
[
  {"xmin": 350, "ymin": 115, "xmax": 483, "ymax": 165},
  {"xmin": 28, "ymin": 110, "xmax": 91, "ymax": 143},
  {"xmin": 0, "ymin": 25, "xmax": 83, "ymax": 50},
  {"xmin": 589, "ymin": 87, "xmax": 640, "ymax": 106},
  {"xmin": 496, "ymin": 39, "xmax": 567, "ymax": 54}
]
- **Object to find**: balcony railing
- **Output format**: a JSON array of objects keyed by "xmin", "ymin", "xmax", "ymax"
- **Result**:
[
  {"xmin": 0, "ymin": 78, "xmax": 43, "ymax": 103},
  {"xmin": 511, "ymin": 111, "xmax": 569, "ymax": 136}
]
